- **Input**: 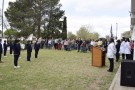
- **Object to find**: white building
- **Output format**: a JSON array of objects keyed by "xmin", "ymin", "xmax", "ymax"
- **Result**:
[{"xmin": 131, "ymin": 0, "xmax": 135, "ymax": 59}]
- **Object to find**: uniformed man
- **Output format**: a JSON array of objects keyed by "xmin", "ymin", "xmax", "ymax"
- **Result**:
[
  {"xmin": 3, "ymin": 40, "xmax": 7, "ymax": 57},
  {"xmin": 34, "ymin": 41, "xmax": 40, "ymax": 58},
  {"xmin": 0, "ymin": 39, "xmax": 3, "ymax": 63},
  {"xmin": 13, "ymin": 40, "xmax": 21, "ymax": 68},
  {"xmin": 9, "ymin": 42, "xmax": 13, "ymax": 55},
  {"xmin": 27, "ymin": 41, "xmax": 32, "ymax": 61}
]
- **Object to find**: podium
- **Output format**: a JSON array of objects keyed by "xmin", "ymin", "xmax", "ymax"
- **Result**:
[{"xmin": 92, "ymin": 46, "xmax": 106, "ymax": 67}]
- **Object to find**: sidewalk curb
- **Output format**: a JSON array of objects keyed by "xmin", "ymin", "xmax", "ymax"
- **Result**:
[{"xmin": 109, "ymin": 65, "xmax": 121, "ymax": 90}]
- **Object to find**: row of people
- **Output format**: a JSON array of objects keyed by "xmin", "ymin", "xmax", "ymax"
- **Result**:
[
  {"xmin": 107, "ymin": 37, "xmax": 134, "ymax": 72},
  {"xmin": 0, "ymin": 39, "xmax": 40, "ymax": 69}
]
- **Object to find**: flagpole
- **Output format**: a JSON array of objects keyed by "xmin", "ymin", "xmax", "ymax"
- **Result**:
[
  {"xmin": 2, "ymin": 0, "xmax": 4, "ymax": 38},
  {"xmin": 116, "ymin": 23, "xmax": 118, "ymax": 39}
]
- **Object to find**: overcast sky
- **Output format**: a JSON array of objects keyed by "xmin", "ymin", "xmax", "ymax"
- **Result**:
[
  {"xmin": 0, "ymin": 0, "xmax": 131, "ymax": 38},
  {"xmin": 60, "ymin": 0, "xmax": 131, "ymax": 38}
]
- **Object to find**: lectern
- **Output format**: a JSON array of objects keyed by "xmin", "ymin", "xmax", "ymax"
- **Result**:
[{"xmin": 92, "ymin": 46, "xmax": 105, "ymax": 67}]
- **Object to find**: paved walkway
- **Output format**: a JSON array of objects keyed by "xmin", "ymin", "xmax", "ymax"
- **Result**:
[{"xmin": 109, "ymin": 65, "xmax": 135, "ymax": 90}]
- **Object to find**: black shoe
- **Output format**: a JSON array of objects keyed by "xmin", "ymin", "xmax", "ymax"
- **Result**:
[
  {"xmin": 107, "ymin": 70, "xmax": 113, "ymax": 72},
  {"xmin": 0, "ymin": 61, "xmax": 3, "ymax": 63}
]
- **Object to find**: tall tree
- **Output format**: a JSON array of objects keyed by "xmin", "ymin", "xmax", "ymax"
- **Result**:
[
  {"xmin": 61, "ymin": 16, "xmax": 67, "ymax": 39},
  {"xmin": 77, "ymin": 25, "xmax": 99, "ymax": 40},
  {"xmin": 67, "ymin": 32, "xmax": 76, "ymax": 39},
  {"xmin": 5, "ymin": 0, "xmax": 65, "ymax": 38}
]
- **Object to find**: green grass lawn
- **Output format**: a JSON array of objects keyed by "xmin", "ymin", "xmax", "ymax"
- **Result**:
[{"xmin": 0, "ymin": 49, "xmax": 120, "ymax": 90}]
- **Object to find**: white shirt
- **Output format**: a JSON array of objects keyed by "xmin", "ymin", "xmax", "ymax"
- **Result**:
[
  {"xmin": 124, "ymin": 42, "xmax": 131, "ymax": 54},
  {"xmin": 119, "ymin": 41, "xmax": 126, "ymax": 54},
  {"xmin": 107, "ymin": 42, "xmax": 116, "ymax": 58}
]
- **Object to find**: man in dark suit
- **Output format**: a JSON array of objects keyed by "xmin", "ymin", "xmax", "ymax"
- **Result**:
[
  {"xmin": 27, "ymin": 41, "xmax": 32, "ymax": 61},
  {"xmin": 3, "ymin": 40, "xmax": 7, "ymax": 57},
  {"xmin": 76, "ymin": 38, "xmax": 82, "ymax": 52},
  {"xmin": 0, "ymin": 39, "xmax": 3, "ymax": 63},
  {"xmin": 34, "ymin": 41, "xmax": 40, "ymax": 58},
  {"xmin": 9, "ymin": 42, "xmax": 13, "ymax": 55},
  {"xmin": 13, "ymin": 40, "xmax": 21, "ymax": 68}
]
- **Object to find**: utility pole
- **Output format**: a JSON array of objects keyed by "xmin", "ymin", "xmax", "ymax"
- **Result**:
[
  {"xmin": 116, "ymin": 23, "xmax": 118, "ymax": 39},
  {"xmin": 2, "ymin": 0, "xmax": 4, "ymax": 38}
]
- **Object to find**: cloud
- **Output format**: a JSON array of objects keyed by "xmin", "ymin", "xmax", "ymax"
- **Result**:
[{"xmin": 60, "ymin": 0, "xmax": 131, "ymax": 39}]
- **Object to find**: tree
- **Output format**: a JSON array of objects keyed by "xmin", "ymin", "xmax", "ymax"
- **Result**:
[
  {"xmin": 5, "ymin": 0, "xmax": 65, "ymax": 38},
  {"xmin": 4, "ymin": 29, "xmax": 17, "ymax": 38},
  {"xmin": 90, "ymin": 32, "xmax": 99, "ymax": 40},
  {"xmin": 67, "ymin": 32, "xmax": 76, "ymax": 39},
  {"xmin": 121, "ymin": 31, "xmax": 131, "ymax": 38},
  {"xmin": 76, "ymin": 25, "xmax": 99, "ymax": 40},
  {"xmin": 61, "ymin": 16, "xmax": 67, "ymax": 39}
]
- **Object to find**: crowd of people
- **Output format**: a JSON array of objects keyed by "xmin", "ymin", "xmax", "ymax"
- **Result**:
[{"xmin": 0, "ymin": 37, "xmax": 134, "ymax": 72}]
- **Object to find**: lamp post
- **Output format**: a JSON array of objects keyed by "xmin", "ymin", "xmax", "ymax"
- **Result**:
[{"xmin": 2, "ymin": 0, "xmax": 4, "ymax": 38}]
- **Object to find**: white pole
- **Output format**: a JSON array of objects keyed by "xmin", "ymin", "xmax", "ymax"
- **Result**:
[
  {"xmin": 133, "ymin": 38, "xmax": 135, "ymax": 60},
  {"xmin": 133, "ymin": 27, "xmax": 135, "ymax": 60}
]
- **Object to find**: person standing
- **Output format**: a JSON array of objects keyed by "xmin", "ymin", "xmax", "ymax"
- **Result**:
[
  {"xmin": 34, "ymin": 41, "xmax": 40, "ymax": 58},
  {"xmin": 3, "ymin": 40, "xmax": 7, "ymax": 57},
  {"xmin": 0, "ymin": 39, "xmax": 3, "ymax": 63},
  {"xmin": 125, "ymin": 38, "xmax": 131, "ymax": 60},
  {"xmin": 115, "ymin": 40, "xmax": 121, "ymax": 62},
  {"xmin": 77, "ymin": 38, "xmax": 82, "ymax": 52},
  {"xmin": 130, "ymin": 40, "xmax": 134, "ymax": 60},
  {"xmin": 107, "ymin": 38, "xmax": 116, "ymax": 72},
  {"xmin": 13, "ymin": 40, "xmax": 21, "ymax": 68},
  {"xmin": 27, "ymin": 41, "xmax": 32, "ymax": 61},
  {"xmin": 9, "ymin": 42, "xmax": 13, "ymax": 55},
  {"xmin": 119, "ymin": 38, "xmax": 126, "ymax": 60}
]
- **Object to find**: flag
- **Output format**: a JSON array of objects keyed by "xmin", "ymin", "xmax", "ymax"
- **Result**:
[{"xmin": 110, "ymin": 25, "xmax": 113, "ymax": 38}]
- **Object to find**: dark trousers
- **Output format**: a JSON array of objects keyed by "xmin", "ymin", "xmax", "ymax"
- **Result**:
[
  {"xmin": 27, "ymin": 52, "xmax": 31, "ymax": 61},
  {"xmin": 35, "ymin": 50, "xmax": 39, "ymax": 58},
  {"xmin": 10, "ymin": 48, "xmax": 12, "ymax": 54},
  {"xmin": 14, "ymin": 55, "xmax": 19, "ymax": 66},
  {"xmin": 131, "ymin": 49, "xmax": 134, "ymax": 60},
  {"xmin": 116, "ymin": 52, "xmax": 120, "ymax": 61},
  {"xmin": 4, "ymin": 49, "xmax": 7, "ymax": 56},
  {"xmin": 126, "ymin": 54, "xmax": 131, "ymax": 60},
  {"xmin": 77, "ymin": 45, "xmax": 81, "ymax": 52},
  {"xmin": 0, "ymin": 54, "xmax": 2, "ymax": 61},
  {"xmin": 54, "ymin": 43, "xmax": 58, "ymax": 49},
  {"xmin": 122, "ymin": 53, "xmax": 125, "ymax": 60},
  {"xmin": 64, "ymin": 45, "xmax": 67, "ymax": 51},
  {"xmin": 108, "ymin": 58, "xmax": 114, "ymax": 72}
]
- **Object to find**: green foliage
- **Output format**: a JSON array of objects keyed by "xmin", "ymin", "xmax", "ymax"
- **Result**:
[
  {"xmin": 4, "ymin": 29, "xmax": 17, "ymax": 38},
  {"xmin": 121, "ymin": 31, "xmax": 131, "ymax": 38},
  {"xmin": 77, "ymin": 25, "xmax": 99, "ymax": 40},
  {"xmin": 61, "ymin": 16, "xmax": 67, "ymax": 39},
  {"xmin": 67, "ymin": 32, "xmax": 77, "ymax": 39},
  {"xmin": 0, "ymin": 49, "xmax": 120, "ymax": 90},
  {"xmin": 5, "ymin": 0, "xmax": 65, "ymax": 38}
]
